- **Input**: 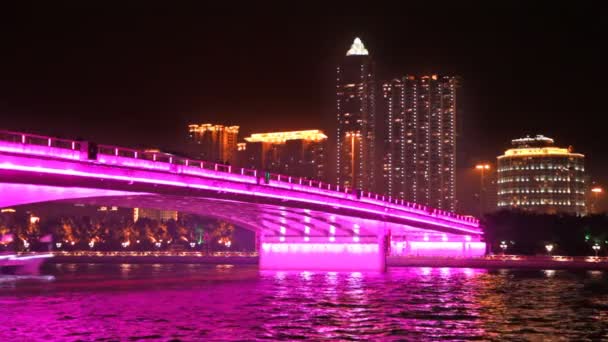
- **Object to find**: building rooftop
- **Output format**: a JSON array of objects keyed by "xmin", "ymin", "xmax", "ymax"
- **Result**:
[
  {"xmin": 188, "ymin": 124, "xmax": 239, "ymax": 133},
  {"xmin": 500, "ymin": 135, "xmax": 583, "ymax": 158},
  {"xmin": 511, "ymin": 135, "xmax": 554, "ymax": 148},
  {"xmin": 244, "ymin": 130, "xmax": 328, "ymax": 144}
]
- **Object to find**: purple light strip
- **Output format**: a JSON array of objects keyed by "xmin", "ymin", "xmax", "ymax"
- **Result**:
[
  {"xmin": 261, "ymin": 243, "xmax": 379, "ymax": 254},
  {"xmin": 1, "ymin": 133, "xmax": 479, "ymax": 226},
  {"xmin": 0, "ymin": 253, "xmax": 54, "ymax": 261}
]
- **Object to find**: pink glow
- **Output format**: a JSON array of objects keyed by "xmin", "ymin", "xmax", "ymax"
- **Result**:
[
  {"xmin": 411, "ymin": 241, "xmax": 464, "ymax": 250},
  {"xmin": 261, "ymin": 243, "xmax": 379, "ymax": 254},
  {"xmin": 260, "ymin": 243, "xmax": 384, "ymax": 271},
  {"xmin": 403, "ymin": 241, "xmax": 486, "ymax": 258},
  {"xmin": 1, "ymin": 136, "xmax": 483, "ymax": 245},
  {"xmin": 0, "ymin": 159, "xmax": 482, "ymax": 236},
  {"xmin": 0, "ymin": 183, "xmax": 148, "ymax": 208},
  {"xmin": 0, "ymin": 133, "xmax": 479, "ymax": 228}
]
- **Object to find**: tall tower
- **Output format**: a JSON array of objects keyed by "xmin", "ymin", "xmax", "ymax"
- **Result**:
[
  {"xmin": 336, "ymin": 38, "xmax": 376, "ymax": 191},
  {"xmin": 382, "ymin": 75, "xmax": 457, "ymax": 211},
  {"xmin": 381, "ymin": 79, "xmax": 406, "ymax": 199}
]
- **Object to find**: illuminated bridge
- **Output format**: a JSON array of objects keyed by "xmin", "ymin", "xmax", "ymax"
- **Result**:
[{"xmin": 0, "ymin": 130, "xmax": 485, "ymax": 271}]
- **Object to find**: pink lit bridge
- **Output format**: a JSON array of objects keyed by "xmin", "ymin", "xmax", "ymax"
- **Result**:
[{"xmin": 0, "ymin": 130, "xmax": 486, "ymax": 271}]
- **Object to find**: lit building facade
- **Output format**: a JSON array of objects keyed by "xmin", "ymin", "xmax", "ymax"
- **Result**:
[
  {"xmin": 238, "ymin": 130, "xmax": 327, "ymax": 181},
  {"xmin": 133, "ymin": 208, "xmax": 178, "ymax": 222},
  {"xmin": 187, "ymin": 124, "xmax": 239, "ymax": 165},
  {"xmin": 381, "ymin": 75, "xmax": 457, "ymax": 211},
  {"xmin": 496, "ymin": 135, "xmax": 586, "ymax": 215},
  {"xmin": 336, "ymin": 38, "xmax": 376, "ymax": 191}
]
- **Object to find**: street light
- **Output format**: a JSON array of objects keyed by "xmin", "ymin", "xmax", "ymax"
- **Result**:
[
  {"xmin": 592, "ymin": 243, "xmax": 601, "ymax": 257},
  {"xmin": 545, "ymin": 244, "xmax": 554, "ymax": 255},
  {"xmin": 474, "ymin": 163, "xmax": 491, "ymax": 217},
  {"xmin": 591, "ymin": 186, "xmax": 603, "ymax": 214},
  {"xmin": 499, "ymin": 241, "xmax": 508, "ymax": 255}
]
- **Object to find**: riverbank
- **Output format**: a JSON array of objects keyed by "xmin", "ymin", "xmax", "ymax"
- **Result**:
[
  {"xmin": 41, "ymin": 251, "xmax": 608, "ymax": 270},
  {"xmin": 47, "ymin": 251, "xmax": 258, "ymax": 265}
]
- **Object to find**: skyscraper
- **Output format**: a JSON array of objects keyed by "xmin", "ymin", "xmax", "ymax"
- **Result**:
[
  {"xmin": 238, "ymin": 130, "xmax": 327, "ymax": 181},
  {"xmin": 336, "ymin": 38, "xmax": 376, "ymax": 191},
  {"xmin": 187, "ymin": 124, "xmax": 239, "ymax": 165},
  {"xmin": 382, "ymin": 75, "xmax": 457, "ymax": 211}
]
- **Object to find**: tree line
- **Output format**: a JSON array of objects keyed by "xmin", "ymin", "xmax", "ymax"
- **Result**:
[{"xmin": 484, "ymin": 210, "xmax": 608, "ymax": 256}]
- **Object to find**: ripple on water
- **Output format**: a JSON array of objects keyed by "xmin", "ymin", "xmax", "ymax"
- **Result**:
[{"xmin": 1, "ymin": 265, "xmax": 608, "ymax": 340}]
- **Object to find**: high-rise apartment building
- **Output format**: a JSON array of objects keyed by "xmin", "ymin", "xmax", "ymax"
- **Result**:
[
  {"xmin": 336, "ymin": 38, "xmax": 376, "ymax": 191},
  {"xmin": 238, "ymin": 130, "xmax": 327, "ymax": 181},
  {"xmin": 133, "ymin": 208, "xmax": 178, "ymax": 222},
  {"xmin": 187, "ymin": 124, "xmax": 239, "ymax": 165},
  {"xmin": 381, "ymin": 75, "xmax": 457, "ymax": 211},
  {"xmin": 497, "ymin": 135, "xmax": 586, "ymax": 215}
]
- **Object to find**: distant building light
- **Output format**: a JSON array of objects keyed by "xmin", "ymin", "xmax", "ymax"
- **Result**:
[{"xmin": 244, "ymin": 130, "xmax": 328, "ymax": 144}]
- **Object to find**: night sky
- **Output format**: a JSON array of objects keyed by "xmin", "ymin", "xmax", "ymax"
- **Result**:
[{"xmin": 1, "ymin": 3, "xmax": 606, "ymax": 197}]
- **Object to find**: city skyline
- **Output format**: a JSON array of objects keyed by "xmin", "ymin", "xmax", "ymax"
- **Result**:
[
  {"xmin": 3, "ymin": 6, "xmax": 608, "ymax": 341},
  {"xmin": 0, "ymin": 4, "xmax": 606, "ymax": 210}
]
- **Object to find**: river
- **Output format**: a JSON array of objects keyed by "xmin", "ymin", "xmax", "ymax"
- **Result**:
[{"xmin": 2, "ymin": 264, "xmax": 608, "ymax": 341}]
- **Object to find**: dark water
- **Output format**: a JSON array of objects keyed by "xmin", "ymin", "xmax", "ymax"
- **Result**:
[{"xmin": 2, "ymin": 264, "xmax": 608, "ymax": 341}]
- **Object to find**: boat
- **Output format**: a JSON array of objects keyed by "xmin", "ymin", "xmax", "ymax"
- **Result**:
[{"xmin": 0, "ymin": 252, "xmax": 53, "ymax": 275}]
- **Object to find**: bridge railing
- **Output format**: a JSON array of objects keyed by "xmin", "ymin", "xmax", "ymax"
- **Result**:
[
  {"xmin": 264, "ymin": 171, "xmax": 477, "ymax": 226},
  {"xmin": 0, "ymin": 129, "xmax": 479, "ymax": 227}
]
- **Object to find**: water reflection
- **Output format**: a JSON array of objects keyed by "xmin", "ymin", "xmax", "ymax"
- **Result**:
[{"xmin": 1, "ymin": 264, "xmax": 607, "ymax": 340}]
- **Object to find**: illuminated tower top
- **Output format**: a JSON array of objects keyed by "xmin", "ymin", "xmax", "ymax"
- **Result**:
[{"xmin": 346, "ymin": 37, "xmax": 369, "ymax": 56}]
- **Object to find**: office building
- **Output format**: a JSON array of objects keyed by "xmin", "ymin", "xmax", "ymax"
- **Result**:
[
  {"xmin": 133, "ymin": 208, "xmax": 178, "ymax": 222},
  {"xmin": 187, "ymin": 124, "xmax": 239, "ymax": 165},
  {"xmin": 238, "ymin": 130, "xmax": 327, "ymax": 181},
  {"xmin": 496, "ymin": 135, "xmax": 586, "ymax": 215}
]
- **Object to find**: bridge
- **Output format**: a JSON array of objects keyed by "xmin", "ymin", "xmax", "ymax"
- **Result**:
[{"xmin": 0, "ymin": 129, "xmax": 485, "ymax": 271}]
